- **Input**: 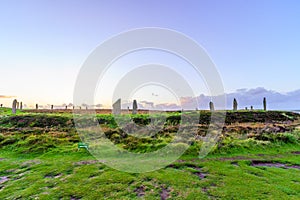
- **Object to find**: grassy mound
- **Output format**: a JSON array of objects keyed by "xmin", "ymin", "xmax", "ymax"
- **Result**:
[
  {"xmin": 0, "ymin": 110, "xmax": 299, "ymax": 155},
  {"xmin": 0, "ymin": 109, "xmax": 300, "ymax": 199}
]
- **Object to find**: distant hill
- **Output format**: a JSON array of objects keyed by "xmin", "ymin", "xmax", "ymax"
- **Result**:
[
  {"xmin": 222, "ymin": 87, "xmax": 300, "ymax": 110},
  {"xmin": 130, "ymin": 87, "xmax": 300, "ymax": 111}
]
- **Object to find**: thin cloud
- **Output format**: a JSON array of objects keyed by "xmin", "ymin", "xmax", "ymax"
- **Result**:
[{"xmin": 0, "ymin": 95, "xmax": 15, "ymax": 98}]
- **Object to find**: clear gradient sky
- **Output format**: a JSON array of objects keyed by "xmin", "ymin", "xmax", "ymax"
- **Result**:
[{"xmin": 1, "ymin": 0, "xmax": 300, "ymax": 108}]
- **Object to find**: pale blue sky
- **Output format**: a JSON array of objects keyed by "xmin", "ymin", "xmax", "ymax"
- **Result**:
[{"xmin": 1, "ymin": 0, "xmax": 300, "ymax": 107}]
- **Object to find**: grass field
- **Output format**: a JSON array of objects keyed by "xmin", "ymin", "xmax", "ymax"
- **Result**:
[{"xmin": 0, "ymin": 108, "xmax": 299, "ymax": 199}]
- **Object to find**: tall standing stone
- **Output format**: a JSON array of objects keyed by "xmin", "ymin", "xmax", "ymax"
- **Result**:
[
  {"xmin": 233, "ymin": 98, "xmax": 238, "ymax": 111},
  {"xmin": 0, "ymin": 104, "xmax": 2, "ymax": 108},
  {"xmin": 263, "ymin": 97, "xmax": 267, "ymax": 111},
  {"xmin": 65, "ymin": 106, "xmax": 68, "ymax": 110},
  {"xmin": 12, "ymin": 99, "xmax": 17, "ymax": 114},
  {"xmin": 36, "ymin": 104, "xmax": 38, "ymax": 110},
  {"xmin": 112, "ymin": 99, "xmax": 121, "ymax": 115},
  {"xmin": 132, "ymin": 100, "xmax": 138, "ymax": 114},
  {"xmin": 51, "ymin": 105, "xmax": 53, "ymax": 110},
  {"xmin": 20, "ymin": 102, "xmax": 23, "ymax": 110},
  {"xmin": 209, "ymin": 101, "xmax": 214, "ymax": 112}
]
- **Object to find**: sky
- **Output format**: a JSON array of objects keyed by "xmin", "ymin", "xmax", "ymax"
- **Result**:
[{"xmin": 1, "ymin": 0, "xmax": 300, "ymax": 108}]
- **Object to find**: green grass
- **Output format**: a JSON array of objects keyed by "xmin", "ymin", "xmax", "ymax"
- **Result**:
[
  {"xmin": 0, "ymin": 108, "xmax": 300, "ymax": 199},
  {"xmin": 1, "ymin": 145, "xmax": 299, "ymax": 199},
  {"xmin": 0, "ymin": 107, "xmax": 23, "ymax": 116}
]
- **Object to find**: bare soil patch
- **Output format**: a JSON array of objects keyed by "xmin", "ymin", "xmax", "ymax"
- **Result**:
[
  {"xmin": 44, "ymin": 173, "xmax": 62, "ymax": 179},
  {"xmin": 134, "ymin": 185, "xmax": 145, "ymax": 197},
  {"xmin": 251, "ymin": 161, "xmax": 300, "ymax": 169},
  {"xmin": 73, "ymin": 160, "xmax": 105, "ymax": 165},
  {"xmin": 0, "ymin": 176, "xmax": 9, "ymax": 184},
  {"xmin": 218, "ymin": 156, "xmax": 250, "ymax": 161},
  {"xmin": 168, "ymin": 163, "xmax": 207, "ymax": 180},
  {"xmin": 21, "ymin": 160, "xmax": 41, "ymax": 167},
  {"xmin": 160, "ymin": 186, "xmax": 170, "ymax": 200}
]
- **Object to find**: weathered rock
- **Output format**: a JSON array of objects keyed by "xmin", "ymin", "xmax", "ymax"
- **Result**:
[
  {"xmin": 12, "ymin": 99, "xmax": 17, "ymax": 114},
  {"xmin": 233, "ymin": 98, "xmax": 238, "ymax": 111},
  {"xmin": 209, "ymin": 101, "xmax": 214, "ymax": 111},
  {"xmin": 132, "ymin": 99, "xmax": 138, "ymax": 114},
  {"xmin": 20, "ymin": 102, "xmax": 23, "ymax": 110},
  {"xmin": 113, "ymin": 99, "xmax": 121, "ymax": 115},
  {"xmin": 263, "ymin": 97, "xmax": 267, "ymax": 111}
]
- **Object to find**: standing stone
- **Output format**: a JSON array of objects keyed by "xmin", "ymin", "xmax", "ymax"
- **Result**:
[
  {"xmin": 132, "ymin": 100, "xmax": 138, "ymax": 114},
  {"xmin": 79, "ymin": 106, "xmax": 81, "ymax": 110},
  {"xmin": 20, "ymin": 102, "xmax": 23, "ymax": 110},
  {"xmin": 245, "ymin": 107, "xmax": 248, "ymax": 110},
  {"xmin": 0, "ymin": 104, "xmax": 2, "ymax": 108},
  {"xmin": 36, "ymin": 104, "xmax": 38, "ymax": 110},
  {"xmin": 113, "ymin": 99, "xmax": 121, "ymax": 115},
  {"xmin": 51, "ymin": 105, "xmax": 53, "ymax": 110},
  {"xmin": 263, "ymin": 97, "xmax": 267, "ymax": 111},
  {"xmin": 73, "ymin": 106, "xmax": 75, "ymax": 110},
  {"xmin": 250, "ymin": 106, "xmax": 253, "ymax": 111},
  {"xmin": 209, "ymin": 101, "xmax": 214, "ymax": 111},
  {"xmin": 86, "ymin": 106, "xmax": 88, "ymax": 110},
  {"xmin": 12, "ymin": 99, "xmax": 17, "ymax": 114},
  {"xmin": 233, "ymin": 98, "xmax": 238, "ymax": 111},
  {"xmin": 65, "ymin": 106, "xmax": 68, "ymax": 110}
]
